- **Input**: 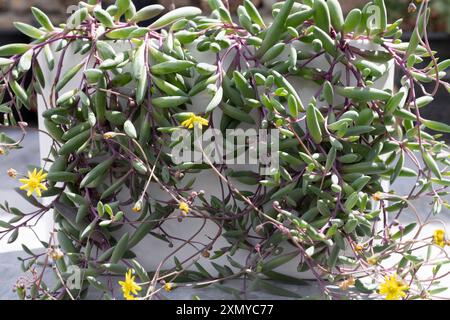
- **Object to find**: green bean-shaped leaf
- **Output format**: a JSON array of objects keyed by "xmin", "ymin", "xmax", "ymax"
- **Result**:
[
  {"xmin": 130, "ymin": 4, "xmax": 164, "ymax": 23},
  {"xmin": 306, "ymin": 103, "xmax": 322, "ymax": 144},
  {"xmin": 149, "ymin": 7, "xmax": 202, "ymax": 30},
  {"xmin": 343, "ymin": 9, "xmax": 362, "ymax": 33},
  {"xmin": 0, "ymin": 43, "xmax": 31, "ymax": 57},
  {"xmin": 374, "ymin": 0, "xmax": 387, "ymax": 33},
  {"xmin": 31, "ymin": 7, "xmax": 54, "ymax": 32},
  {"xmin": 58, "ymin": 130, "xmax": 91, "ymax": 155},
  {"xmin": 105, "ymin": 26, "xmax": 138, "ymax": 39},
  {"xmin": 244, "ymin": 0, "xmax": 266, "ymax": 28},
  {"xmin": 422, "ymin": 119, "xmax": 450, "ymax": 133},
  {"xmin": 111, "ymin": 233, "xmax": 129, "ymax": 263},
  {"xmin": 422, "ymin": 151, "xmax": 442, "ymax": 179},
  {"xmin": 152, "ymin": 96, "xmax": 189, "ymax": 109},
  {"xmin": 94, "ymin": 8, "xmax": 115, "ymax": 28},
  {"xmin": 335, "ymin": 86, "xmax": 391, "ymax": 101},
  {"xmin": 56, "ymin": 61, "xmax": 85, "ymax": 92},
  {"xmin": 311, "ymin": 26, "xmax": 336, "ymax": 56},
  {"xmin": 222, "ymin": 103, "xmax": 255, "ymax": 124},
  {"xmin": 13, "ymin": 22, "xmax": 45, "ymax": 39},
  {"xmin": 100, "ymin": 174, "xmax": 129, "ymax": 200},
  {"xmin": 286, "ymin": 9, "xmax": 314, "ymax": 28},
  {"xmin": 256, "ymin": 0, "xmax": 294, "ymax": 57},
  {"xmin": 95, "ymin": 75, "xmax": 107, "ymax": 125},
  {"xmin": 47, "ymin": 172, "xmax": 77, "ymax": 183},
  {"xmin": 10, "ymin": 80, "xmax": 29, "ymax": 106},
  {"xmin": 66, "ymin": 7, "xmax": 88, "ymax": 29},
  {"xmin": 115, "ymin": 0, "xmax": 131, "ymax": 19},
  {"xmin": 80, "ymin": 158, "xmax": 115, "ymax": 188},
  {"xmin": 313, "ymin": 0, "xmax": 330, "ymax": 32},
  {"xmin": 327, "ymin": 0, "xmax": 344, "ymax": 32},
  {"xmin": 151, "ymin": 60, "xmax": 194, "ymax": 74},
  {"xmin": 206, "ymin": 87, "xmax": 223, "ymax": 113}
]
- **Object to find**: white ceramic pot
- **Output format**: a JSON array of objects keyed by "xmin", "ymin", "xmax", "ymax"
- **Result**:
[{"xmin": 36, "ymin": 38, "xmax": 394, "ymax": 278}]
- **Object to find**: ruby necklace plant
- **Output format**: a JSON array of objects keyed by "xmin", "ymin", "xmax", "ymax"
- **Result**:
[{"xmin": 0, "ymin": 0, "xmax": 450, "ymax": 300}]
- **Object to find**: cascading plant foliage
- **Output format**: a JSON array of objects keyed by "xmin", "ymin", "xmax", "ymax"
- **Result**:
[{"xmin": 0, "ymin": 0, "xmax": 450, "ymax": 300}]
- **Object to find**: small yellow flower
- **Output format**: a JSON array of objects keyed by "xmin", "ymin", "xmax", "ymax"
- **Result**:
[
  {"xmin": 181, "ymin": 114, "xmax": 209, "ymax": 129},
  {"xmin": 7, "ymin": 168, "xmax": 17, "ymax": 178},
  {"xmin": 118, "ymin": 269, "xmax": 142, "ymax": 300},
  {"xmin": 378, "ymin": 274, "xmax": 409, "ymax": 300},
  {"xmin": 0, "ymin": 147, "xmax": 5, "ymax": 155},
  {"xmin": 19, "ymin": 169, "xmax": 47, "ymax": 197},
  {"xmin": 179, "ymin": 201, "xmax": 190, "ymax": 215},
  {"xmin": 433, "ymin": 229, "xmax": 446, "ymax": 248},
  {"xmin": 339, "ymin": 277, "xmax": 355, "ymax": 291},
  {"xmin": 367, "ymin": 257, "xmax": 378, "ymax": 265},
  {"xmin": 355, "ymin": 244, "xmax": 364, "ymax": 252},
  {"xmin": 164, "ymin": 282, "xmax": 173, "ymax": 292}
]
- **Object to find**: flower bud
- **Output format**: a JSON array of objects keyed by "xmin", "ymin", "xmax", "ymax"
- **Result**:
[{"xmin": 132, "ymin": 200, "xmax": 143, "ymax": 213}]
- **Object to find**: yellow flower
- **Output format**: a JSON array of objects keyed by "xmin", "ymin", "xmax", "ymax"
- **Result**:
[
  {"xmin": 124, "ymin": 292, "xmax": 137, "ymax": 300},
  {"xmin": 19, "ymin": 169, "xmax": 47, "ymax": 197},
  {"xmin": 181, "ymin": 114, "xmax": 209, "ymax": 129},
  {"xmin": 434, "ymin": 229, "xmax": 446, "ymax": 248},
  {"xmin": 0, "ymin": 147, "xmax": 5, "ymax": 155},
  {"xmin": 339, "ymin": 277, "xmax": 355, "ymax": 291},
  {"xmin": 164, "ymin": 282, "xmax": 173, "ymax": 292},
  {"xmin": 355, "ymin": 244, "xmax": 364, "ymax": 252},
  {"xmin": 367, "ymin": 257, "xmax": 378, "ymax": 265},
  {"xmin": 179, "ymin": 201, "xmax": 190, "ymax": 215},
  {"xmin": 378, "ymin": 274, "xmax": 409, "ymax": 300},
  {"xmin": 118, "ymin": 269, "xmax": 142, "ymax": 300}
]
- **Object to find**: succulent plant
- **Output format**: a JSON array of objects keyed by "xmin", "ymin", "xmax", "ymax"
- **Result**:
[{"xmin": 0, "ymin": 0, "xmax": 450, "ymax": 300}]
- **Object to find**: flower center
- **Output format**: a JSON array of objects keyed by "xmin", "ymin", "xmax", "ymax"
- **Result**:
[
  {"xmin": 28, "ymin": 177, "xmax": 40, "ymax": 188},
  {"xmin": 387, "ymin": 283, "xmax": 399, "ymax": 294}
]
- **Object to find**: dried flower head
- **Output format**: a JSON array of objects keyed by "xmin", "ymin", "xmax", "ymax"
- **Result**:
[
  {"xmin": 339, "ymin": 277, "xmax": 355, "ymax": 291},
  {"xmin": 7, "ymin": 168, "xmax": 17, "ymax": 178}
]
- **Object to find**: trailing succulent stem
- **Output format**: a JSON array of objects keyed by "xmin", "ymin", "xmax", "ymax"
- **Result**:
[{"xmin": 0, "ymin": 0, "xmax": 450, "ymax": 300}]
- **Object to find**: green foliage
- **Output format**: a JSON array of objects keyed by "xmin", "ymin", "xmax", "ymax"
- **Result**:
[{"xmin": 0, "ymin": 0, "xmax": 449, "ymax": 301}]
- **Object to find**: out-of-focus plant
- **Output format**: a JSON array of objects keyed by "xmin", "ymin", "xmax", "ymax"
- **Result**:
[
  {"xmin": 0, "ymin": 0, "xmax": 450, "ymax": 300},
  {"xmin": 385, "ymin": 0, "xmax": 450, "ymax": 33}
]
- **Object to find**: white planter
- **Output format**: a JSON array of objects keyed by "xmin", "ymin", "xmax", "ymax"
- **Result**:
[{"xmin": 36, "ymin": 39, "xmax": 394, "ymax": 278}]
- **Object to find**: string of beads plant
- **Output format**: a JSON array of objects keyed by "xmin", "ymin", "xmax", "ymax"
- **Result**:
[{"xmin": 0, "ymin": 0, "xmax": 450, "ymax": 300}]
